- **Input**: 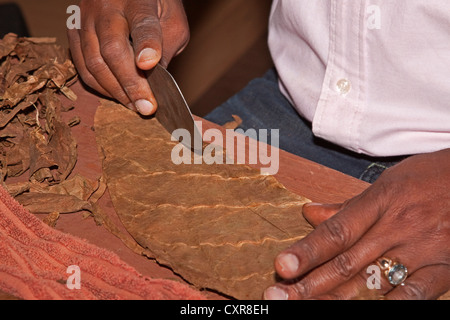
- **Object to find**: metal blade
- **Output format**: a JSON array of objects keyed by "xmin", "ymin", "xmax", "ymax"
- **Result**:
[{"xmin": 146, "ymin": 64, "xmax": 202, "ymax": 154}]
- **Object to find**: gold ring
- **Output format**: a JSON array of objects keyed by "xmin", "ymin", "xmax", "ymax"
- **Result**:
[{"xmin": 376, "ymin": 257, "xmax": 408, "ymax": 286}]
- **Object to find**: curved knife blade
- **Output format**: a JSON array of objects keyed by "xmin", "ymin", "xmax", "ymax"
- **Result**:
[{"xmin": 146, "ymin": 64, "xmax": 202, "ymax": 154}]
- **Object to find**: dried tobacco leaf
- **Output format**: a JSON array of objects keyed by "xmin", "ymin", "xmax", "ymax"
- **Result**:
[
  {"xmin": 0, "ymin": 33, "xmax": 100, "ymax": 221},
  {"xmin": 43, "ymin": 211, "xmax": 60, "ymax": 227},
  {"xmin": 0, "ymin": 117, "xmax": 32, "ymax": 178},
  {"xmin": 0, "ymin": 93, "xmax": 38, "ymax": 128},
  {"xmin": 15, "ymin": 174, "xmax": 102, "ymax": 214},
  {"xmin": 0, "ymin": 33, "xmax": 18, "ymax": 59},
  {"xmin": 94, "ymin": 100, "xmax": 313, "ymax": 300},
  {"xmin": 1, "ymin": 75, "xmax": 47, "ymax": 107}
]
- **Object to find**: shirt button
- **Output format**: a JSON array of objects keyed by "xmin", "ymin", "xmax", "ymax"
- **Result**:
[{"xmin": 336, "ymin": 79, "xmax": 351, "ymax": 95}]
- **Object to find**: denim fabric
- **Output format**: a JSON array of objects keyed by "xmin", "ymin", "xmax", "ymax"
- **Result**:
[{"xmin": 204, "ymin": 69, "xmax": 406, "ymax": 184}]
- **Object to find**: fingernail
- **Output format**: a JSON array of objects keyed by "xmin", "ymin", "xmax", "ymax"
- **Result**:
[
  {"xmin": 304, "ymin": 202, "xmax": 323, "ymax": 206},
  {"xmin": 277, "ymin": 253, "xmax": 299, "ymax": 275},
  {"xmin": 264, "ymin": 287, "xmax": 288, "ymax": 300},
  {"xmin": 138, "ymin": 48, "xmax": 159, "ymax": 63},
  {"xmin": 135, "ymin": 99, "xmax": 155, "ymax": 115}
]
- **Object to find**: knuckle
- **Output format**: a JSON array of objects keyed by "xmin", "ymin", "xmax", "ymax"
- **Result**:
[
  {"xmin": 112, "ymin": 87, "xmax": 131, "ymax": 104},
  {"xmin": 401, "ymin": 281, "xmax": 427, "ymax": 300},
  {"xmin": 84, "ymin": 55, "xmax": 107, "ymax": 74},
  {"xmin": 100, "ymin": 39, "xmax": 127, "ymax": 63},
  {"xmin": 316, "ymin": 293, "xmax": 344, "ymax": 300},
  {"xmin": 323, "ymin": 218, "xmax": 353, "ymax": 248},
  {"xmin": 122, "ymin": 81, "xmax": 143, "ymax": 98},
  {"xmin": 296, "ymin": 241, "xmax": 320, "ymax": 267},
  {"xmin": 330, "ymin": 253, "xmax": 354, "ymax": 279},
  {"xmin": 290, "ymin": 280, "xmax": 310, "ymax": 298},
  {"xmin": 132, "ymin": 15, "xmax": 160, "ymax": 31}
]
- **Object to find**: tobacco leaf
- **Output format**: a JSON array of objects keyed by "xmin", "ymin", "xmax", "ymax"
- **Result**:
[
  {"xmin": 0, "ymin": 94, "xmax": 38, "ymax": 128},
  {"xmin": 43, "ymin": 211, "xmax": 60, "ymax": 227},
  {"xmin": 0, "ymin": 117, "xmax": 32, "ymax": 178},
  {"xmin": 15, "ymin": 174, "xmax": 102, "ymax": 214},
  {"xmin": 0, "ymin": 33, "xmax": 18, "ymax": 59},
  {"xmin": 0, "ymin": 34, "xmax": 101, "ymax": 222},
  {"xmin": 94, "ymin": 100, "xmax": 313, "ymax": 300},
  {"xmin": 1, "ymin": 75, "xmax": 47, "ymax": 107}
]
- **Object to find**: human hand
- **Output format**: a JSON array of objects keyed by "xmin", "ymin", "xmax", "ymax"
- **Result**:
[
  {"xmin": 264, "ymin": 149, "xmax": 450, "ymax": 300},
  {"xmin": 67, "ymin": 0, "xmax": 189, "ymax": 115}
]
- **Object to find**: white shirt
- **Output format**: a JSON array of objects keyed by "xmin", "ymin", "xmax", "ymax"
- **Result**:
[{"xmin": 268, "ymin": 0, "xmax": 450, "ymax": 156}]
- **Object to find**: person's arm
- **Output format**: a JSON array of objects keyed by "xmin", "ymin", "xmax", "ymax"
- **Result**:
[
  {"xmin": 264, "ymin": 148, "xmax": 450, "ymax": 300},
  {"xmin": 67, "ymin": 0, "xmax": 189, "ymax": 115}
]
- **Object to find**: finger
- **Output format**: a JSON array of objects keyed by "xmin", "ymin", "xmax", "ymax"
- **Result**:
[
  {"xmin": 67, "ymin": 28, "xmax": 111, "ymax": 98},
  {"xmin": 270, "ymin": 214, "xmax": 442, "ymax": 300},
  {"xmin": 312, "ymin": 271, "xmax": 387, "ymax": 300},
  {"xmin": 374, "ymin": 244, "xmax": 446, "ymax": 294},
  {"xmin": 315, "ymin": 245, "xmax": 445, "ymax": 300},
  {"xmin": 309, "ymin": 258, "xmax": 399, "ymax": 300},
  {"xmin": 125, "ymin": 0, "xmax": 162, "ymax": 70},
  {"xmin": 274, "ymin": 191, "xmax": 383, "ymax": 280},
  {"xmin": 79, "ymin": 20, "xmax": 133, "ymax": 109},
  {"xmin": 158, "ymin": 0, "xmax": 190, "ymax": 67},
  {"xmin": 264, "ymin": 259, "xmax": 395, "ymax": 300},
  {"xmin": 96, "ymin": 12, "xmax": 157, "ymax": 115},
  {"xmin": 269, "ymin": 271, "xmax": 387, "ymax": 300},
  {"xmin": 385, "ymin": 265, "xmax": 450, "ymax": 300},
  {"xmin": 302, "ymin": 203, "xmax": 342, "ymax": 227},
  {"xmin": 266, "ymin": 219, "xmax": 393, "ymax": 299},
  {"xmin": 266, "ymin": 242, "xmax": 424, "ymax": 300}
]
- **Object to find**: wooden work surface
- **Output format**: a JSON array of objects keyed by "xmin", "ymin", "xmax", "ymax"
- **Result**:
[{"xmin": 37, "ymin": 82, "xmax": 371, "ymax": 299}]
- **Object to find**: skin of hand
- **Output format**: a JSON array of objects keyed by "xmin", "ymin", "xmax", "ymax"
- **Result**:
[
  {"xmin": 264, "ymin": 148, "xmax": 450, "ymax": 300},
  {"xmin": 67, "ymin": 0, "xmax": 189, "ymax": 116}
]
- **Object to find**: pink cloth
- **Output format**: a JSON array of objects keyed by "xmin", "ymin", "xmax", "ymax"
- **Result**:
[
  {"xmin": 269, "ymin": 0, "xmax": 450, "ymax": 157},
  {"xmin": 0, "ymin": 185, "xmax": 205, "ymax": 300}
]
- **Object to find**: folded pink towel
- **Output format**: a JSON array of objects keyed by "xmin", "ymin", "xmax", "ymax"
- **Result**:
[{"xmin": 0, "ymin": 185, "xmax": 205, "ymax": 300}]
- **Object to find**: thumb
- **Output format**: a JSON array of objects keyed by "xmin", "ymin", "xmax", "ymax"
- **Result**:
[
  {"xmin": 302, "ymin": 203, "xmax": 342, "ymax": 228},
  {"xmin": 125, "ymin": 1, "xmax": 163, "ymax": 70}
]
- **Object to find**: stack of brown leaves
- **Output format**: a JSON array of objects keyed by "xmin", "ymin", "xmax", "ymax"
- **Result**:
[{"xmin": 0, "ymin": 33, "xmax": 103, "ymax": 225}]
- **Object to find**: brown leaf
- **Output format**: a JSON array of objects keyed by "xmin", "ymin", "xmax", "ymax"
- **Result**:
[
  {"xmin": 27, "ymin": 90, "xmax": 77, "ymax": 183},
  {"xmin": 15, "ymin": 174, "xmax": 102, "ymax": 214},
  {"xmin": 15, "ymin": 192, "xmax": 90, "ymax": 214},
  {"xmin": 3, "ymin": 180, "xmax": 30, "ymax": 197},
  {"xmin": 0, "ymin": 33, "xmax": 18, "ymax": 59},
  {"xmin": 2, "ymin": 75, "xmax": 47, "ymax": 107},
  {"xmin": 0, "ymin": 94, "xmax": 38, "ymax": 128},
  {"xmin": 94, "ymin": 100, "xmax": 313, "ymax": 300},
  {"xmin": 43, "ymin": 211, "xmax": 60, "ymax": 227},
  {"xmin": 28, "ymin": 126, "xmax": 59, "ymax": 183},
  {"xmin": 0, "ymin": 118, "xmax": 31, "ymax": 178}
]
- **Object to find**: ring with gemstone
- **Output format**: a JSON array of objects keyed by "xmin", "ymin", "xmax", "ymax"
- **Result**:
[{"xmin": 376, "ymin": 257, "xmax": 408, "ymax": 286}]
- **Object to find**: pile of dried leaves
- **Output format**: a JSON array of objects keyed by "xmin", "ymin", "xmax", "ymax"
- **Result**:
[{"xmin": 0, "ymin": 33, "xmax": 104, "ymax": 226}]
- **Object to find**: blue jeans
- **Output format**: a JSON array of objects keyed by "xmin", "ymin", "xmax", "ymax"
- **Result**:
[{"xmin": 204, "ymin": 69, "xmax": 406, "ymax": 183}]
